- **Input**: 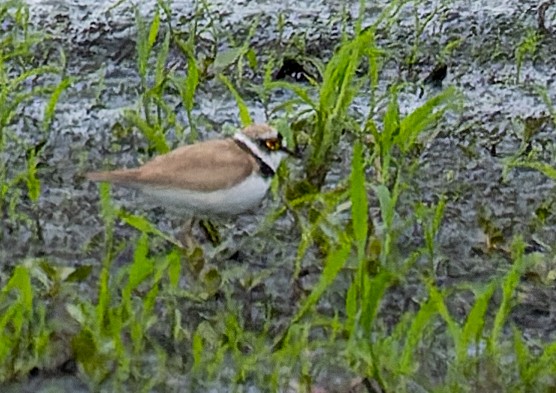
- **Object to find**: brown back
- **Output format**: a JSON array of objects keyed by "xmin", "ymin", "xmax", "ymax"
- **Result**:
[{"xmin": 88, "ymin": 138, "xmax": 259, "ymax": 192}]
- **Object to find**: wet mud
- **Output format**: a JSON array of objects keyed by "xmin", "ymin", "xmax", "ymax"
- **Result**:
[{"xmin": 1, "ymin": 0, "xmax": 555, "ymax": 391}]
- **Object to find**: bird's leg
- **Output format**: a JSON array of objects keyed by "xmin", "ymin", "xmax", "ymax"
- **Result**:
[
  {"xmin": 178, "ymin": 217, "xmax": 198, "ymax": 250},
  {"xmin": 175, "ymin": 217, "xmax": 208, "ymax": 281}
]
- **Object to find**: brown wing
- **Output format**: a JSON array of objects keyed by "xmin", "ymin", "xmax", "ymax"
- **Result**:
[{"xmin": 87, "ymin": 139, "xmax": 258, "ymax": 192}]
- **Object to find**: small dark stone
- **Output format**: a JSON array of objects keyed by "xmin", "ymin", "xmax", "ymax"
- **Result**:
[
  {"xmin": 274, "ymin": 58, "xmax": 312, "ymax": 82},
  {"xmin": 423, "ymin": 63, "xmax": 448, "ymax": 88},
  {"xmin": 29, "ymin": 367, "xmax": 40, "ymax": 378},
  {"xmin": 489, "ymin": 143, "xmax": 497, "ymax": 157}
]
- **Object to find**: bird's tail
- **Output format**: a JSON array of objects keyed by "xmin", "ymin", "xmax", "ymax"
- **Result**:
[{"xmin": 85, "ymin": 168, "xmax": 141, "ymax": 185}]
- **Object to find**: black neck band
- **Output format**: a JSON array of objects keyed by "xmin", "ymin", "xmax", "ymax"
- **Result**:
[{"xmin": 234, "ymin": 139, "xmax": 275, "ymax": 178}]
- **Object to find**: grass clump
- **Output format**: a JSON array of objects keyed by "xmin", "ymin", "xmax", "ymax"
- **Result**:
[
  {"xmin": 0, "ymin": 0, "xmax": 70, "ymax": 240},
  {"xmin": 504, "ymin": 87, "xmax": 556, "ymax": 181}
]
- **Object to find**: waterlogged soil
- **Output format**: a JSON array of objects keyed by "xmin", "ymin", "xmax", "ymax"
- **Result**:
[{"xmin": 2, "ymin": 0, "xmax": 556, "ymax": 391}]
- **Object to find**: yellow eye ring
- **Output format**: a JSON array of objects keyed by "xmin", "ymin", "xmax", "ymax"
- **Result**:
[{"xmin": 265, "ymin": 139, "xmax": 281, "ymax": 151}]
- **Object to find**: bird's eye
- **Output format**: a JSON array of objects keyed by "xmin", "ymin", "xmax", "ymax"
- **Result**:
[{"xmin": 265, "ymin": 138, "xmax": 281, "ymax": 151}]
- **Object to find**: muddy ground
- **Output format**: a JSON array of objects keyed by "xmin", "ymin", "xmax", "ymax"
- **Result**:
[{"xmin": 1, "ymin": 0, "xmax": 555, "ymax": 391}]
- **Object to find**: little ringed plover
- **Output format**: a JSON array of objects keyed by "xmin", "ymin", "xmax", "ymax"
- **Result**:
[{"xmin": 86, "ymin": 123, "xmax": 295, "ymax": 217}]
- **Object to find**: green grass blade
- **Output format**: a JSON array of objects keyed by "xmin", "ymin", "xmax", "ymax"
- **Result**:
[
  {"xmin": 372, "ymin": 184, "xmax": 393, "ymax": 234},
  {"xmin": 359, "ymin": 270, "xmax": 392, "ymax": 336},
  {"xmin": 166, "ymin": 248, "xmax": 181, "ymax": 289},
  {"xmin": 154, "ymin": 30, "xmax": 170, "ymax": 89},
  {"xmin": 218, "ymin": 74, "xmax": 252, "ymax": 126},
  {"xmin": 2, "ymin": 266, "xmax": 32, "ymax": 313},
  {"xmin": 507, "ymin": 160, "xmax": 556, "ymax": 180},
  {"xmin": 513, "ymin": 326, "xmax": 532, "ymax": 386},
  {"xmin": 42, "ymin": 76, "xmax": 73, "ymax": 131},
  {"xmin": 397, "ymin": 87, "xmax": 456, "ymax": 152},
  {"xmin": 25, "ymin": 148, "xmax": 40, "ymax": 202},
  {"xmin": 135, "ymin": 7, "xmax": 148, "ymax": 81},
  {"xmin": 99, "ymin": 182, "xmax": 115, "ymax": 229},
  {"xmin": 350, "ymin": 141, "xmax": 368, "ymax": 260},
  {"xmin": 382, "ymin": 90, "xmax": 399, "ymax": 153},
  {"xmin": 8, "ymin": 65, "xmax": 59, "ymax": 92},
  {"xmin": 124, "ymin": 109, "xmax": 169, "ymax": 153},
  {"xmin": 97, "ymin": 183, "xmax": 115, "ymax": 333},
  {"xmin": 432, "ymin": 195, "xmax": 446, "ymax": 235},
  {"xmin": 275, "ymin": 119, "xmax": 295, "ymax": 152},
  {"xmin": 427, "ymin": 281, "xmax": 460, "ymax": 342},
  {"xmin": 212, "ymin": 47, "xmax": 244, "ymax": 73},
  {"xmin": 399, "ymin": 297, "xmax": 437, "ymax": 374},
  {"xmin": 184, "ymin": 55, "xmax": 199, "ymax": 112},
  {"xmin": 293, "ymin": 219, "xmax": 314, "ymax": 279},
  {"xmin": 265, "ymin": 80, "xmax": 316, "ymax": 109},
  {"xmin": 173, "ymin": 38, "xmax": 200, "ymax": 139},
  {"xmin": 291, "ymin": 237, "xmax": 351, "ymax": 325},
  {"xmin": 527, "ymin": 340, "xmax": 556, "ymax": 384},
  {"xmin": 488, "ymin": 237, "xmax": 525, "ymax": 354},
  {"xmin": 345, "ymin": 281, "xmax": 357, "ymax": 336},
  {"xmin": 128, "ymin": 233, "xmax": 154, "ymax": 291},
  {"xmin": 119, "ymin": 210, "xmax": 181, "ymax": 247},
  {"xmin": 192, "ymin": 324, "xmax": 205, "ymax": 371},
  {"xmin": 456, "ymin": 283, "xmax": 496, "ymax": 365},
  {"xmin": 147, "ymin": 7, "xmax": 160, "ymax": 54}
]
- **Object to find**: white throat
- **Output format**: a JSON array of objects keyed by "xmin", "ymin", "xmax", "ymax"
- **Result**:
[{"xmin": 233, "ymin": 132, "xmax": 285, "ymax": 173}]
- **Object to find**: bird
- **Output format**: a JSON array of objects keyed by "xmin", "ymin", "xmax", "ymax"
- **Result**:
[{"xmin": 86, "ymin": 123, "xmax": 296, "ymax": 218}]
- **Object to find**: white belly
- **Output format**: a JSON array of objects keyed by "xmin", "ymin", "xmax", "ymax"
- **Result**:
[{"xmin": 139, "ymin": 173, "xmax": 271, "ymax": 217}]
